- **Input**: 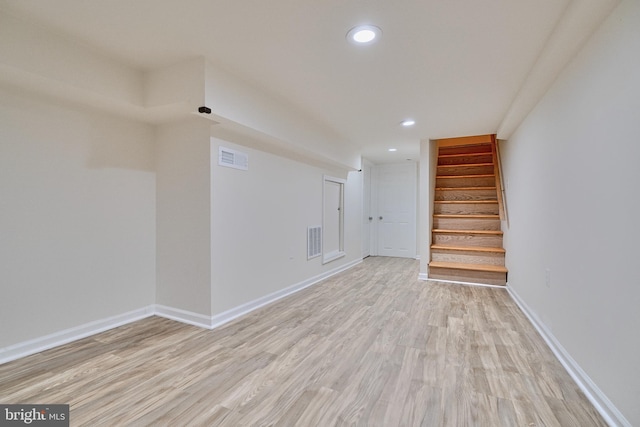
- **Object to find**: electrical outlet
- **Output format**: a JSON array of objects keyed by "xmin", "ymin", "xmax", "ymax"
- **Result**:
[{"xmin": 545, "ymin": 269, "xmax": 551, "ymax": 288}]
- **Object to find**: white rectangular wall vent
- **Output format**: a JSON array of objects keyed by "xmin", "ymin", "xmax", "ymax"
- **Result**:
[
  {"xmin": 307, "ymin": 226, "xmax": 322, "ymax": 259},
  {"xmin": 218, "ymin": 146, "xmax": 248, "ymax": 170}
]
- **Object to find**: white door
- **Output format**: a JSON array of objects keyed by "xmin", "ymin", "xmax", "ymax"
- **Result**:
[
  {"xmin": 375, "ymin": 162, "xmax": 417, "ymax": 258},
  {"xmin": 362, "ymin": 161, "xmax": 373, "ymax": 258},
  {"xmin": 323, "ymin": 177, "xmax": 344, "ymax": 263}
]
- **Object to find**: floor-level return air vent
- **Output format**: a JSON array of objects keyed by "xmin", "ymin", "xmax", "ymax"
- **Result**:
[
  {"xmin": 219, "ymin": 146, "xmax": 248, "ymax": 170},
  {"xmin": 308, "ymin": 226, "xmax": 322, "ymax": 259}
]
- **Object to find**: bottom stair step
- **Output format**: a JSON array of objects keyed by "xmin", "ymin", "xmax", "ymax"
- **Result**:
[
  {"xmin": 429, "ymin": 261, "xmax": 507, "ymax": 273},
  {"xmin": 428, "ymin": 261, "xmax": 507, "ymax": 286},
  {"xmin": 430, "ymin": 245, "xmax": 505, "ymax": 266}
]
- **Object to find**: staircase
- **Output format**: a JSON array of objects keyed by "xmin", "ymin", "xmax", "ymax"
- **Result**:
[{"xmin": 428, "ymin": 136, "xmax": 508, "ymax": 286}]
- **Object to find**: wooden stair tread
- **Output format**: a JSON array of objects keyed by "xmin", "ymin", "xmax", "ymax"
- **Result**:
[
  {"xmin": 434, "ymin": 200, "xmax": 497, "ymax": 204},
  {"xmin": 432, "ymin": 229, "xmax": 503, "ymax": 235},
  {"xmin": 436, "ymin": 174, "xmax": 495, "ymax": 179},
  {"xmin": 438, "ymin": 152, "xmax": 492, "ymax": 159},
  {"xmin": 433, "ymin": 214, "xmax": 500, "ymax": 219},
  {"xmin": 437, "ymin": 163, "xmax": 494, "ymax": 168},
  {"xmin": 436, "ymin": 188, "xmax": 497, "ymax": 192},
  {"xmin": 431, "ymin": 244, "xmax": 505, "ymax": 253},
  {"xmin": 429, "ymin": 261, "xmax": 508, "ymax": 273}
]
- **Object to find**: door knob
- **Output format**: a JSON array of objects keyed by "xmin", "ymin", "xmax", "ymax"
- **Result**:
[
  {"xmin": 368, "ymin": 217, "xmax": 373, "ymax": 221},
  {"xmin": 379, "ymin": 216, "xmax": 383, "ymax": 220}
]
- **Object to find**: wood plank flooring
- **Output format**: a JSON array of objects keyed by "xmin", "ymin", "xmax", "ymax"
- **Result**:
[{"xmin": 0, "ymin": 257, "xmax": 607, "ymax": 426}]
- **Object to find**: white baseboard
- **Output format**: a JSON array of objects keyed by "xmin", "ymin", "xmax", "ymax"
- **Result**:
[
  {"xmin": 208, "ymin": 258, "xmax": 362, "ymax": 329},
  {"xmin": 155, "ymin": 258, "xmax": 362, "ymax": 330},
  {"xmin": 1, "ymin": 258, "xmax": 363, "ymax": 364},
  {"xmin": 508, "ymin": 286, "xmax": 631, "ymax": 427},
  {"xmin": 154, "ymin": 304, "xmax": 215, "ymax": 329},
  {"xmin": 0, "ymin": 306, "xmax": 155, "ymax": 365}
]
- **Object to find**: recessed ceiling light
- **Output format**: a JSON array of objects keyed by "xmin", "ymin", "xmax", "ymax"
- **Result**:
[
  {"xmin": 347, "ymin": 25, "xmax": 382, "ymax": 45},
  {"xmin": 388, "ymin": 148, "xmax": 397, "ymax": 152},
  {"xmin": 401, "ymin": 119, "xmax": 416, "ymax": 127}
]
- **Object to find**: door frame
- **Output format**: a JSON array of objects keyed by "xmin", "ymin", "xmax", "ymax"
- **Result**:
[{"xmin": 322, "ymin": 175, "xmax": 346, "ymax": 264}]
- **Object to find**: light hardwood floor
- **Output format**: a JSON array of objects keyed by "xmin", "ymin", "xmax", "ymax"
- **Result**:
[{"xmin": 0, "ymin": 257, "xmax": 607, "ymax": 426}]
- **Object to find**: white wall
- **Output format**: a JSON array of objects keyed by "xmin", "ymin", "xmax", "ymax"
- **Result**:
[
  {"xmin": 0, "ymin": 85, "xmax": 156, "ymax": 348},
  {"xmin": 210, "ymin": 138, "xmax": 362, "ymax": 315},
  {"xmin": 418, "ymin": 140, "xmax": 438, "ymax": 278},
  {"xmin": 344, "ymin": 168, "xmax": 364, "ymax": 265},
  {"xmin": 0, "ymin": 5, "xmax": 366, "ymax": 356},
  {"xmin": 502, "ymin": 1, "xmax": 640, "ymax": 424},
  {"xmin": 0, "ymin": 12, "xmax": 143, "ymax": 114},
  {"xmin": 204, "ymin": 62, "xmax": 361, "ymax": 171},
  {"xmin": 155, "ymin": 119, "xmax": 212, "ymax": 317}
]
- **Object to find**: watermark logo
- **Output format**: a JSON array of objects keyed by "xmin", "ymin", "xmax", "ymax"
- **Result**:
[{"xmin": 0, "ymin": 405, "xmax": 68, "ymax": 426}]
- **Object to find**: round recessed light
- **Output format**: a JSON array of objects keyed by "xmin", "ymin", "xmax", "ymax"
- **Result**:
[
  {"xmin": 401, "ymin": 119, "xmax": 416, "ymax": 127},
  {"xmin": 347, "ymin": 25, "xmax": 382, "ymax": 45},
  {"xmin": 388, "ymin": 148, "xmax": 397, "ymax": 152}
]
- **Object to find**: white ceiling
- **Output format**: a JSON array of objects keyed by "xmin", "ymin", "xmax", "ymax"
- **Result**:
[{"xmin": 0, "ymin": 0, "xmax": 609, "ymax": 163}]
